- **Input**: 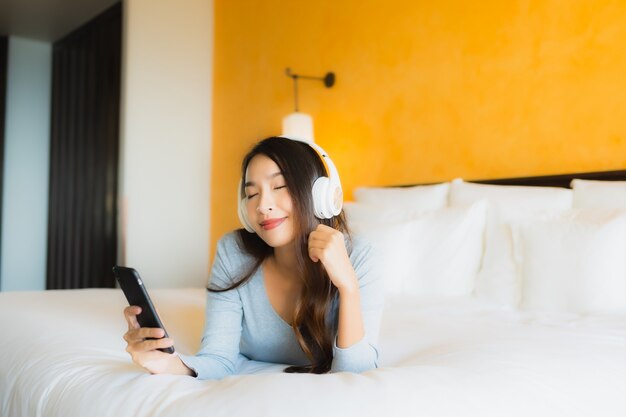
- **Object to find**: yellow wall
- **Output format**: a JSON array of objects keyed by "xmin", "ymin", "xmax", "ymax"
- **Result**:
[{"xmin": 211, "ymin": 0, "xmax": 626, "ymax": 255}]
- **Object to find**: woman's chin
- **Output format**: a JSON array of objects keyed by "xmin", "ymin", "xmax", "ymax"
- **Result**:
[{"xmin": 258, "ymin": 233, "xmax": 295, "ymax": 249}]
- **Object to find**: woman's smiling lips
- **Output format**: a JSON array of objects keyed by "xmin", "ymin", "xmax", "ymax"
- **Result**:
[{"xmin": 260, "ymin": 217, "xmax": 286, "ymax": 231}]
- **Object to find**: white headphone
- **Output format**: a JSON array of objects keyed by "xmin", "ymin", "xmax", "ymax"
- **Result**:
[{"xmin": 237, "ymin": 138, "xmax": 343, "ymax": 233}]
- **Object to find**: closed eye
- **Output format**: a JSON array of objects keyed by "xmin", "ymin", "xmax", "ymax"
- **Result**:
[{"xmin": 246, "ymin": 185, "xmax": 285, "ymax": 199}]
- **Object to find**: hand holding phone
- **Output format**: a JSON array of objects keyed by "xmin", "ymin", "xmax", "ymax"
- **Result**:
[{"xmin": 114, "ymin": 266, "xmax": 175, "ymax": 354}]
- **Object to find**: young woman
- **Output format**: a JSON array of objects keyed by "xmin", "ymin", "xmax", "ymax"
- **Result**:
[{"xmin": 122, "ymin": 136, "xmax": 384, "ymax": 379}]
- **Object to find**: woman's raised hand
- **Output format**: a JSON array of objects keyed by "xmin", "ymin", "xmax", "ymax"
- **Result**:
[{"xmin": 308, "ymin": 224, "xmax": 359, "ymax": 293}]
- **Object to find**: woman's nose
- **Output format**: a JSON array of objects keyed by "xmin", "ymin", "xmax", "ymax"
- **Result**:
[{"xmin": 256, "ymin": 193, "xmax": 275, "ymax": 215}]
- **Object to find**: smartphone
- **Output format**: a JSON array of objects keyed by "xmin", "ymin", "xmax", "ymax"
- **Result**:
[{"xmin": 113, "ymin": 266, "xmax": 175, "ymax": 354}]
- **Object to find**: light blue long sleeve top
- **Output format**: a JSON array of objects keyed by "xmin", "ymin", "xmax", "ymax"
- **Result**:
[{"xmin": 179, "ymin": 231, "xmax": 384, "ymax": 380}]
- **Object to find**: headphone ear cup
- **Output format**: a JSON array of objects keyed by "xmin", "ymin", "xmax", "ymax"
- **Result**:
[
  {"xmin": 312, "ymin": 176, "xmax": 331, "ymax": 219},
  {"xmin": 329, "ymin": 182, "xmax": 343, "ymax": 216},
  {"xmin": 238, "ymin": 197, "xmax": 255, "ymax": 233},
  {"xmin": 237, "ymin": 180, "xmax": 255, "ymax": 233}
]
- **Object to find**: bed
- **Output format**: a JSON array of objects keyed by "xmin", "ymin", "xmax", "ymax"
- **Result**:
[{"xmin": 2, "ymin": 170, "xmax": 626, "ymax": 417}]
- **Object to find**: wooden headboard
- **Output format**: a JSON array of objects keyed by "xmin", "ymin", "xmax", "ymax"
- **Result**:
[{"xmin": 467, "ymin": 169, "xmax": 626, "ymax": 188}]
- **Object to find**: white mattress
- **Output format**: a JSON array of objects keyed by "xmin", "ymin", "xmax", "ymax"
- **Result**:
[{"xmin": 1, "ymin": 288, "xmax": 625, "ymax": 417}]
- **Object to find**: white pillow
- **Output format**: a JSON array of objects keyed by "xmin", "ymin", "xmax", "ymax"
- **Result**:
[
  {"xmin": 516, "ymin": 209, "xmax": 626, "ymax": 314},
  {"xmin": 343, "ymin": 202, "xmax": 430, "ymax": 228},
  {"xmin": 349, "ymin": 201, "xmax": 487, "ymax": 298},
  {"xmin": 449, "ymin": 179, "xmax": 574, "ymax": 307},
  {"xmin": 353, "ymin": 182, "xmax": 449, "ymax": 211},
  {"xmin": 571, "ymin": 179, "xmax": 626, "ymax": 209},
  {"xmin": 448, "ymin": 178, "xmax": 574, "ymax": 216}
]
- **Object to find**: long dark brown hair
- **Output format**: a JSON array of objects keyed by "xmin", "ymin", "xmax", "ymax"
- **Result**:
[{"xmin": 209, "ymin": 137, "xmax": 351, "ymax": 374}]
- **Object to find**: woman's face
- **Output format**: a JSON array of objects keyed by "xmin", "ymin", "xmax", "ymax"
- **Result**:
[{"xmin": 244, "ymin": 154, "xmax": 296, "ymax": 248}]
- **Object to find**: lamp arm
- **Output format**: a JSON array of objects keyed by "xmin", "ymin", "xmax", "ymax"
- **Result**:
[{"xmin": 285, "ymin": 68, "xmax": 336, "ymax": 112}]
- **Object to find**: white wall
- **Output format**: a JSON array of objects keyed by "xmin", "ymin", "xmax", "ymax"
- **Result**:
[
  {"xmin": 119, "ymin": 0, "xmax": 213, "ymax": 288},
  {"xmin": 0, "ymin": 37, "xmax": 51, "ymax": 291}
]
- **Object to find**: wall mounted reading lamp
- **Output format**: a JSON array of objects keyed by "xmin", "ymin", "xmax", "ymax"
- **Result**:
[{"xmin": 282, "ymin": 68, "xmax": 335, "ymax": 144}]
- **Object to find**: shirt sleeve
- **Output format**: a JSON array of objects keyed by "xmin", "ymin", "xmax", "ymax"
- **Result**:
[
  {"xmin": 330, "ymin": 238, "xmax": 385, "ymax": 373},
  {"xmin": 179, "ymin": 234, "xmax": 247, "ymax": 380}
]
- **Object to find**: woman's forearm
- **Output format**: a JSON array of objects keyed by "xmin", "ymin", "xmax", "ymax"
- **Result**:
[{"xmin": 336, "ymin": 277, "xmax": 365, "ymax": 348}]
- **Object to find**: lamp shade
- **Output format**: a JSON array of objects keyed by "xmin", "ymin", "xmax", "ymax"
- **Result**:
[{"xmin": 282, "ymin": 112, "xmax": 314, "ymax": 144}]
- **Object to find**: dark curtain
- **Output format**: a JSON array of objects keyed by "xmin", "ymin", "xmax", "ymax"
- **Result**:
[
  {"xmin": 47, "ymin": 3, "xmax": 122, "ymax": 289},
  {"xmin": 0, "ymin": 36, "xmax": 7, "ymax": 288}
]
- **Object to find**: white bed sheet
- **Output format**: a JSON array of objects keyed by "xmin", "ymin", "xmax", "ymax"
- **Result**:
[{"xmin": 1, "ymin": 288, "xmax": 625, "ymax": 417}]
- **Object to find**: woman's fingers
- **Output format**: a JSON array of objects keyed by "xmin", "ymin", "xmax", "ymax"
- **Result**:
[
  {"xmin": 308, "ymin": 236, "xmax": 336, "ymax": 262},
  {"xmin": 136, "ymin": 327, "xmax": 165, "ymax": 339},
  {"xmin": 308, "ymin": 232, "xmax": 330, "ymax": 263},
  {"xmin": 308, "ymin": 224, "xmax": 344, "ymax": 255},
  {"xmin": 126, "ymin": 336, "xmax": 174, "ymax": 353},
  {"xmin": 134, "ymin": 337, "xmax": 174, "ymax": 352},
  {"xmin": 124, "ymin": 305, "xmax": 142, "ymax": 330},
  {"xmin": 308, "ymin": 246, "xmax": 321, "ymax": 262},
  {"xmin": 143, "ymin": 337, "xmax": 174, "ymax": 351},
  {"xmin": 124, "ymin": 327, "xmax": 165, "ymax": 343},
  {"xmin": 308, "ymin": 234, "xmax": 331, "ymax": 249}
]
